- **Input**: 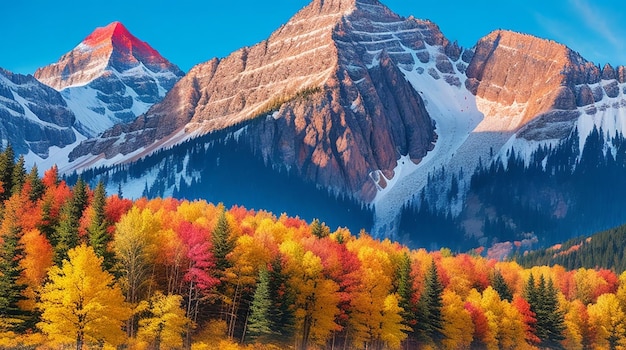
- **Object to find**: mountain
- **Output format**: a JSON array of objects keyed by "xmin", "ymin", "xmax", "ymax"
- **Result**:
[
  {"xmin": 0, "ymin": 68, "xmax": 77, "ymax": 157},
  {"xmin": 65, "ymin": 0, "xmax": 626, "ymax": 249},
  {"xmin": 34, "ymin": 21, "xmax": 184, "ymax": 138},
  {"xmin": 69, "ymin": 0, "xmax": 444, "ymax": 201}
]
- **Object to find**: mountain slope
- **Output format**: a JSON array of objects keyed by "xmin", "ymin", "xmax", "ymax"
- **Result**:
[
  {"xmin": 69, "ymin": 0, "xmax": 444, "ymax": 201},
  {"xmin": 34, "ymin": 22, "xmax": 184, "ymax": 138},
  {"xmin": 0, "ymin": 68, "xmax": 78, "ymax": 158},
  {"xmin": 515, "ymin": 223, "xmax": 626, "ymax": 273}
]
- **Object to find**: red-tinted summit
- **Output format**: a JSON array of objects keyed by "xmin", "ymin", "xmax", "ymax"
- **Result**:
[
  {"xmin": 35, "ymin": 22, "xmax": 182, "ymax": 91},
  {"xmin": 82, "ymin": 22, "xmax": 164, "ymax": 67}
]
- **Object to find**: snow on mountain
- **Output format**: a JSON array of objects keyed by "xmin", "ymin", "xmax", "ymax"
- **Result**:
[
  {"xmin": 0, "ymin": 68, "xmax": 78, "ymax": 158},
  {"xmin": 34, "ymin": 22, "xmax": 184, "ymax": 137}
]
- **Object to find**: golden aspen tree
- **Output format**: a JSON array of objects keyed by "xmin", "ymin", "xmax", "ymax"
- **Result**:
[
  {"xmin": 441, "ymin": 289, "xmax": 474, "ymax": 349},
  {"xmin": 588, "ymin": 293, "xmax": 626, "ymax": 350},
  {"xmin": 280, "ymin": 240, "xmax": 340, "ymax": 350},
  {"xmin": 137, "ymin": 291, "xmax": 189, "ymax": 350},
  {"xmin": 37, "ymin": 244, "xmax": 131, "ymax": 349},
  {"xmin": 113, "ymin": 206, "xmax": 160, "ymax": 337}
]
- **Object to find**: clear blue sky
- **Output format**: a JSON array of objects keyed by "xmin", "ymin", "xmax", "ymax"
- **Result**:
[{"xmin": 3, "ymin": 0, "xmax": 625, "ymax": 74}]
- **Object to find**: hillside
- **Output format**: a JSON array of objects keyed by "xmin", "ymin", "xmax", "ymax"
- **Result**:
[{"xmin": 515, "ymin": 223, "xmax": 626, "ymax": 273}]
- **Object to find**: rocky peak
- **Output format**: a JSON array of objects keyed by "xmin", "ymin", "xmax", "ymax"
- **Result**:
[
  {"xmin": 34, "ymin": 21, "xmax": 182, "ymax": 91},
  {"xmin": 466, "ymin": 30, "xmax": 578, "ymax": 136},
  {"xmin": 69, "ymin": 0, "xmax": 438, "ymax": 201}
]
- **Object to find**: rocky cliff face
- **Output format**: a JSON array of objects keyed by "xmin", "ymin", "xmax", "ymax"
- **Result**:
[
  {"xmin": 34, "ymin": 22, "xmax": 184, "ymax": 137},
  {"xmin": 466, "ymin": 30, "xmax": 626, "ymax": 141},
  {"xmin": 70, "ymin": 0, "xmax": 441, "ymax": 201},
  {"xmin": 0, "ymin": 68, "xmax": 76, "ymax": 157}
]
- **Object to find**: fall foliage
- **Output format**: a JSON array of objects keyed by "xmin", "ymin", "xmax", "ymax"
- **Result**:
[{"xmin": 2, "ymin": 157, "xmax": 626, "ymax": 349}]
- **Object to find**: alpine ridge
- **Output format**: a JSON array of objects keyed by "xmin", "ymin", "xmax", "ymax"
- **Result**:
[
  {"xmin": 0, "ymin": 68, "xmax": 77, "ymax": 158},
  {"xmin": 34, "ymin": 21, "xmax": 184, "ymax": 137},
  {"xmin": 70, "ymin": 0, "xmax": 446, "ymax": 201}
]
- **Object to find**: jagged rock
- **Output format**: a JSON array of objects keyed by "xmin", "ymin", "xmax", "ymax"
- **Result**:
[
  {"xmin": 0, "ymin": 68, "xmax": 76, "ymax": 157},
  {"xmin": 576, "ymin": 85, "xmax": 595, "ymax": 106},
  {"xmin": 603, "ymin": 81, "xmax": 620, "ymax": 98},
  {"xmin": 602, "ymin": 63, "xmax": 616, "ymax": 80},
  {"xmin": 618, "ymin": 66, "xmax": 626, "ymax": 83}
]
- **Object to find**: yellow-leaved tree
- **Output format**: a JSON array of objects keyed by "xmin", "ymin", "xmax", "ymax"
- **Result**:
[
  {"xmin": 37, "ymin": 244, "xmax": 132, "ymax": 349},
  {"xmin": 137, "ymin": 291, "xmax": 189, "ymax": 350}
]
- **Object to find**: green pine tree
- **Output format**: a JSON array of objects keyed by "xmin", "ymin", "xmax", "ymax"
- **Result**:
[
  {"xmin": 87, "ymin": 181, "xmax": 115, "ymax": 271},
  {"xmin": 211, "ymin": 208, "xmax": 235, "ymax": 273},
  {"xmin": 0, "ymin": 206, "xmax": 28, "ymax": 331},
  {"xmin": 396, "ymin": 252, "xmax": 417, "ymax": 334},
  {"xmin": 247, "ymin": 269, "xmax": 273, "ymax": 341},
  {"xmin": 491, "ymin": 269, "xmax": 513, "ymax": 302},
  {"xmin": 10, "ymin": 155, "xmax": 26, "ymax": 196},
  {"xmin": 268, "ymin": 256, "xmax": 294, "ymax": 340},
  {"xmin": 53, "ymin": 178, "xmax": 89, "ymax": 265},
  {"xmin": 0, "ymin": 144, "xmax": 15, "ymax": 202},
  {"xmin": 525, "ymin": 274, "xmax": 565, "ymax": 349},
  {"xmin": 26, "ymin": 165, "xmax": 45, "ymax": 202},
  {"xmin": 415, "ymin": 260, "xmax": 444, "ymax": 346},
  {"xmin": 310, "ymin": 219, "xmax": 330, "ymax": 238}
]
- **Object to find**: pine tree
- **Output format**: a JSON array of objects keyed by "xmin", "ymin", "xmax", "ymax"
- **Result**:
[
  {"xmin": 10, "ymin": 155, "xmax": 26, "ymax": 196},
  {"xmin": 268, "ymin": 256, "xmax": 294, "ymax": 340},
  {"xmin": 53, "ymin": 178, "xmax": 89, "ymax": 265},
  {"xmin": 247, "ymin": 269, "xmax": 273, "ymax": 341},
  {"xmin": 211, "ymin": 208, "xmax": 235, "ymax": 273},
  {"xmin": 0, "ymin": 215, "xmax": 28, "ymax": 331},
  {"xmin": 491, "ymin": 269, "xmax": 513, "ymax": 302},
  {"xmin": 26, "ymin": 165, "xmax": 45, "ymax": 202},
  {"xmin": 87, "ymin": 182, "xmax": 115, "ymax": 271},
  {"xmin": 415, "ymin": 260, "xmax": 444, "ymax": 345},
  {"xmin": 396, "ymin": 252, "xmax": 417, "ymax": 334},
  {"xmin": 0, "ymin": 145, "xmax": 15, "ymax": 202},
  {"xmin": 525, "ymin": 274, "xmax": 565, "ymax": 349}
]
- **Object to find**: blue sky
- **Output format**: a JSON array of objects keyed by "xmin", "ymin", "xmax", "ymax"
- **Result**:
[{"xmin": 3, "ymin": 0, "xmax": 625, "ymax": 74}]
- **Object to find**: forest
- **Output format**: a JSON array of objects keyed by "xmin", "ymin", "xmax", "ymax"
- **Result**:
[{"xmin": 2, "ymin": 146, "xmax": 626, "ymax": 349}]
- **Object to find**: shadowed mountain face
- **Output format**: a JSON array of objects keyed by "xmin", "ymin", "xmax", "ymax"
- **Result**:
[{"xmin": 0, "ymin": 68, "xmax": 76, "ymax": 157}]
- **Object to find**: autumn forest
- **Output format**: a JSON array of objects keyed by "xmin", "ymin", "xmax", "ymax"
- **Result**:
[{"xmin": 1, "ymin": 146, "xmax": 626, "ymax": 350}]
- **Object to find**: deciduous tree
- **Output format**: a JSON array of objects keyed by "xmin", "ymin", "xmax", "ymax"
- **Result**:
[{"xmin": 37, "ymin": 244, "xmax": 131, "ymax": 349}]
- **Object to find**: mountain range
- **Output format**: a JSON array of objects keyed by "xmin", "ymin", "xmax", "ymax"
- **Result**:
[{"xmin": 2, "ymin": 0, "xmax": 626, "ymax": 250}]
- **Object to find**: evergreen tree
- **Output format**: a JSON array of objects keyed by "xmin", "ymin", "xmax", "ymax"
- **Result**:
[
  {"xmin": 211, "ymin": 208, "xmax": 235, "ymax": 273},
  {"xmin": 268, "ymin": 256, "xmax": 294, "ymax": 340},
  {"xmin": 310, "ymin": 219, "xmax": 330, "ymax": 238},
  {"xmin": 0, "ymin": 207, "xmax": 28, "ymax": 331},
  {"xmin": 247, "ymin": 269, "xmax": 273, "ymax": 341},
  {"xmin": 10, "ymin": 155, "xmax": 26, "ymax": 196},
  {"xmin": 415, "ymin": 260, "xmax": 444, "ymax": 345},
  {"xmin": 87, "ymin": 181, "xmax": 115, "ymax": 271},
  {"xmin": 53, "ymin": 178, "xmax": 89, "ymax": 265},
  {"xmin": 26, "ymin": 165, "xmax": 45, "ymax": 202},
  {"xmin": 0, "ymin": 145, "xmax": 15, "ymax": 202},
  {"xmin": 38, "ymin": 198, "xmax": 57, "ymax": 244},
  {"xmin": 491, "ymin": 269, "xmax": 513, "ymax": 302},
  {"xmin": 525, "ymin": 274, "xmax": 566, "ymax": 349},
  {"xmin": 396, "ymin": 252, "xmax": 417, "ymax": 334}
]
